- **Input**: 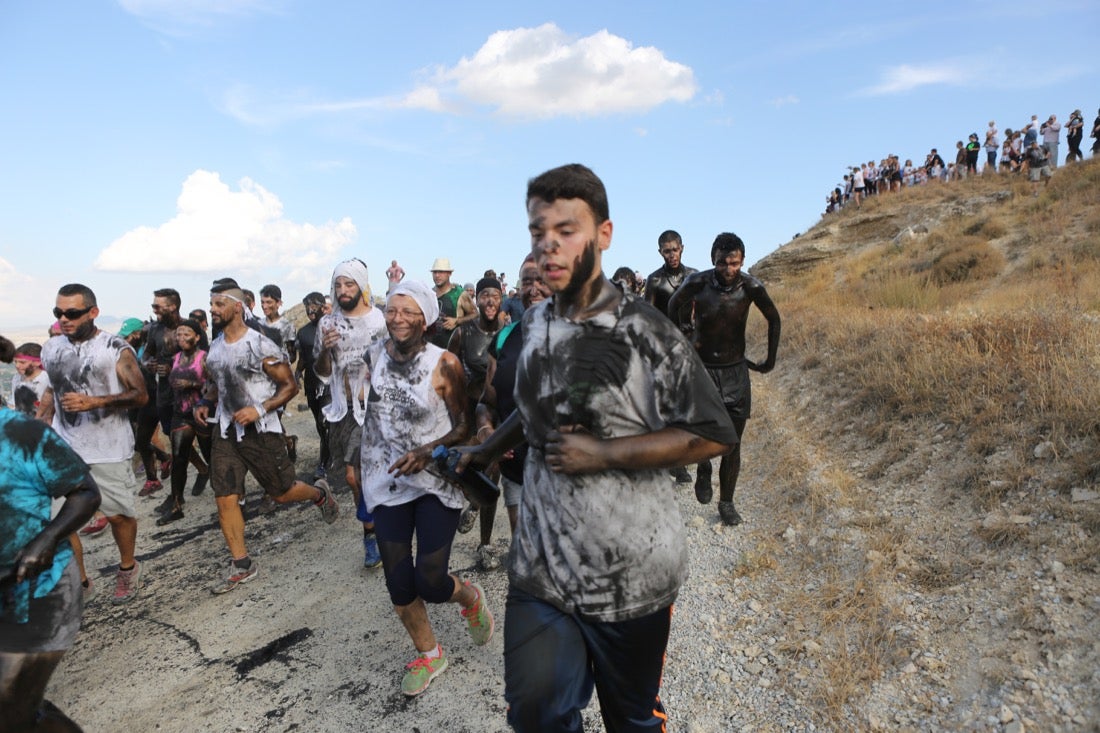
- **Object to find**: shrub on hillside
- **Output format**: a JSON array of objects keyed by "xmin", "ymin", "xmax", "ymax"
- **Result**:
[{"xmin": 931, "ymin": 236, "xmax": 1004, "ymax": 284}]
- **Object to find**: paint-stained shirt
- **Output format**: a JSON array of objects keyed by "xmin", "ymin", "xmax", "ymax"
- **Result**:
[
  {"xmin": 41, "ymin": 331, "xmax": 137, "ymax": 464},
  {"xmin": 206, "ymin": 329, "xmax": 286, "ymax": 439},
  {"xmin": 511, "ymin": 289, "xmax": 737, "ymax": 622},
  {"xmin": 314, "ymin": 308, "xmax": 386, "ymax": 426},
  {"xmin": 10, "ymin": 371, "xmax": 49, "ymax": 417},
  {"xmin": 0, "ymin": 410, "xmax": 88, "ymax": 623},
  {"xmin": 359, "ymin": 342, "xmax": 463, "ymax": 513}
]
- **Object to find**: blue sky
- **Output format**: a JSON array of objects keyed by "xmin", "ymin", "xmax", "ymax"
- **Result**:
[{"xmin": 2, "ymin": 0, "xmax": 1096, "ymax": 330}]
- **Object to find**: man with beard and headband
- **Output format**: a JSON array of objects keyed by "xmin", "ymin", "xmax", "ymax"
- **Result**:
[
  {"xmin": 668, "ymin": 232, "xmax": 781, "ymax": 527},
  {"xmin": 195, "ymin": 278, "xmax": 340, "ymax": 594},
  {"xmin": 40, "ymin": 283, "xmax": 150, "ymax": 605},
  {"xmin": 313, "ymin": 260, "xmax": 388, "ymax": 568},
  {"xmin": 460, "ymin": 164, "xmax": 737, "ymax": 732}
]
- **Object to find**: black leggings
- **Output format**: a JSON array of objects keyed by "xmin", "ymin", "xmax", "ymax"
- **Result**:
[
  {"xmin": 373, "ymin": 494, "xmax": 460, "ymax": 606},
  {"xmin": 170, "ymin": 418, "xmax": 211, "ymax": 504}
]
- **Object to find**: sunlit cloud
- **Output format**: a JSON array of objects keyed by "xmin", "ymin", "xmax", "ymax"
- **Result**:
[
  {"xmin": 223, "ymin": 23, "xmax": 696, "ymax": 125},
  {"xmin": 95, "ymin": 170, "xmax": 355, "ymax": 290},
  {"xmin": 859, "ymin": 62, "xmax": 971, "ymax": 95}
]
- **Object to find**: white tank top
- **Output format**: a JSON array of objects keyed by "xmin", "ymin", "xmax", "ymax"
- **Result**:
[{"xmin": 359, "ymin": 341, "xmax": 463, "ymax": 512}]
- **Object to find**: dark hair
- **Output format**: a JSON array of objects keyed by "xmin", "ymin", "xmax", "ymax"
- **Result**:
[
  {"xmin": 14, "ymin": 342, "xmax": 42, "ymax": 359},
  {"xmin": 657, "ymin": 230, "xmax": 682, "ymax": 248},
  {"xmin": 302, "ymin": 291, "xmax": 325, "ymax": 306},
  {"xmin": 58, "ymin": 283, "xmax": 97, "ymax": 308},
  {"xmin": 189, "ymin": 309, "xmax": 208, "ymax": 323},
  {"xmin": 710, "ymin": 232, "xmax": 746, "ymax": 264},
  {"xmin": 0, "ymin": 335, "xmax": 15, "ymax": 363},
  {"xmin": 211, "ymin": 277, "xmax": 241, "ymax": 293},
  {"xmin": 526, "ymin": 164, "xmax": 609, "ymax": 224},
  {"xmin": 242, "ymin": 289, "xmax": 255, "ymax": 307},
  {"xmin": 611, "ymin": 267, "xmax": 637, "ymax": 288},
  {"xmin": 177, "ymin": 318, "xmax": 204, "ymax": 336},
  {"xmin": 154, "ymin": 288, "xmax": 181, "ymax": 307},
  {"xmin": 260, "ymin": 284, "xmax": 282, "ymax": 301}
]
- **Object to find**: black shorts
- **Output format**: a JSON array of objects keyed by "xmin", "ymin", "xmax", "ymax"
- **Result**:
[
  {"xmin": 211, "ymin": 429, "xmax": 297, "ymax": 498},
  {"xmin": 0, "ymin": 560, "xmax": 81, "ymax": 654},
  {"xmin": 704, "ymin": 361, "xmax": 751, "ymax": 421}
]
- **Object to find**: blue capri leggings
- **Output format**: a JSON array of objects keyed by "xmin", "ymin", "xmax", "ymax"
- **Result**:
[{"xmin": 372, "ymin": 494, "xmax": 461, "ymax": 606}]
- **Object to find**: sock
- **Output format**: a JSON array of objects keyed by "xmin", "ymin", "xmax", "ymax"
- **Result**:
[
  {"xmin": 233, "ymin": 556, "xmax": 252, "ymax": 570},
  {"xmin": 119, "ymin": 564, "xmax": 134, "ymax": 572},
  {"xmin": 421, "ymin": 644, "xmax": 442, "ymax": 660}
]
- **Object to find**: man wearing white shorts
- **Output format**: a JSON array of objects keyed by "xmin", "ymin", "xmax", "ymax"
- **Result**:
[{"xmin": 41, "ymin": 283, "xmax": 150, "ymax": 605}]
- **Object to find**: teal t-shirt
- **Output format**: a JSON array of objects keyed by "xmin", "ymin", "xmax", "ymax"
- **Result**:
[{"xmin": 0, "ymin": 409, "xmax": 89, "ymax": 623}]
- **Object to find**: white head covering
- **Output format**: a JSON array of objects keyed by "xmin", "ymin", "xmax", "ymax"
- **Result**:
[
  {"xmin": 331, "ymin": 259, "xmax": 372, "ymax": 305},
  {"xmin": 387, "ymin": 280, "xmax": 439, "ymax": 325}
]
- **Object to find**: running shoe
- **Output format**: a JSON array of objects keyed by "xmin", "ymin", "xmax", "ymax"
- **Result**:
[
  {"xmin": 153, "ymin": 495, "xmax": 177, "ymax": 515},
  {"xmin": 190, "ymin": 473, "xmax": 209, "ymax": 496},
  {"xmin": 476, "ymin": 544, "xmax": 500, "ymax": 571},
  {"xmin": 718, "ymin": 501, "xmax": 743, "ymax": 526},
  {"xmin": 315, "ymin": 479, "xmax": 339, "ymax": 524},
  {"xmin": 312, "ymin": 463, "xmax": 327, "ymax": 482},
  {"xmin": 155, "ymin": 506, "xmax": 185, "ymax": 526},
  {"xmin": 694, "ymin": 473, "xmax": 713, "ymax": 505},
  {"xmin": 363, "ymin": 535, "xmax": 382, "ymax": 569},
  {"xmin": 456, "ymin": 504, "xmax": 477, "ymax": 534},
  {"xmin": 79, "ymin": 515, "xmax": 109, "ymax": 537},
  {"xmin": 459, "ymin": 581, "xmax": 494, "ymax": 646},
  {"xmin": 401, "ymin": 651, "xmax": 448, "ymax": 697},
  {"xmin": 212, "ymin": 559, "xmax": 259, "ymax": 595},
  {"xmin": 139, "ymin": 479, "xmax": 163, "ymax": 497},
  {"xmin": 111, "ymin": 561, "xmax": 141, "ymax": 605},
  {"xmin": 670, "ymin": 466, "xmax": 692, "ymax": 484},
  {"xmin": 159, "ymin": 458, "xmax": 172, "ymax": 479}
]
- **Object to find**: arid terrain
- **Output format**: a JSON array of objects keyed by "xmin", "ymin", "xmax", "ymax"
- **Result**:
[{"xmin": 38, "ymin": 161, "xmax": 1100, "ymax": 732}]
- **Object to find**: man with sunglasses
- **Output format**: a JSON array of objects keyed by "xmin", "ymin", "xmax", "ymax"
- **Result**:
[{"xmin": 40, "ymin": 283, "xmax": 150, "ymax": 604}]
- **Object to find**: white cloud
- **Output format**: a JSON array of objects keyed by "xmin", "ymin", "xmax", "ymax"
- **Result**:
[
  {"xmin": 0, "ymin": 256, "xmax": 47, "ymax": 329},
  {"xmin": 768, "ymin": 94, "xmax": 799, "ymax": 108},
  {"xmin": 859, "ymin": 62, "xmax": 971, "ymax": 95},
  {"xmin": 118, "ymin": 0, "xmax": 283, "ymax": 34},
  {"xmin": 95, "ymin": 170, "xmax": 356, "ymax": 289},
  {"xmin": 223, "ymin": 24, "xmax": 696, "ymax": 125},
  {"xmin": 434, "ymin": 24, "xmax": 697, "ymax": 119}
]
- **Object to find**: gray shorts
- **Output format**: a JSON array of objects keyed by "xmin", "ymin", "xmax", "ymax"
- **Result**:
[
  {"xmin": 88, "ymin": 460, "xmax": 138, "ymax": 518},
  {"xmin": 501, "ymin": 475, "xmax": 522, "ymax": 509}
]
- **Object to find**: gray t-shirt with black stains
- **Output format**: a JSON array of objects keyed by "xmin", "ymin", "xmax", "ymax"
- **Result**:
[
  {"xmin": 511, "ymin": 289, "xmax": 738, "ymax": 622},
  {"xmin": 206, "ymin": 329, "xmax": 286, "ymax": 439},
  {"xmin": 41, "ymin": 330, "xmax": 137, "ymax": 464}
]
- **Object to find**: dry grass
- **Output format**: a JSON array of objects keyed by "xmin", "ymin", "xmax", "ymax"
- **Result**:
[{"xmin": 738, "ymin": 161, "xmax": 1100, "ymax": 728}]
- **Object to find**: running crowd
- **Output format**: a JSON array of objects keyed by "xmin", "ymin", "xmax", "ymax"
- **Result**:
[
  {"xmin": 825, "ymin": 106, "xmax": 1099, "ymax": 213},
  {"xmin": 1, "ymin": 163, "xmax": 781, "ymax": 732}
]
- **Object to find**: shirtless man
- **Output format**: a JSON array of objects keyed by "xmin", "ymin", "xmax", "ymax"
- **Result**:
[
  {"xmin": 668, "ymin": 232, "xmax": 781, "ymax": 526},
  {"xmin": 644, "ymin": 230, "xmax": 698, "ymax": 484},
  {"xmin": 428, "ymin": 258, "xmax": 476, "ymax": 349},
  {"xmin": 385, "ymin": 259, "xmax": 406, "ymax": 292},
  {"xmin": 195, "ymin": 278, "xmax": 340, "ymax": 594},
  {"xmin": 447, "ymin": 277, "xmax": 505, "ymax": 564}
]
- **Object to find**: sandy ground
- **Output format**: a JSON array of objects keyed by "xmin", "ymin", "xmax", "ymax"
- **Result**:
[{"xmin": 50, "ymin": 393, "xmax": 621, "ymax": 732}]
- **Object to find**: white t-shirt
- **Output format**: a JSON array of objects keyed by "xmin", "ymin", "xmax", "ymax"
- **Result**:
[
  {"xmin": 41, "ymin": 331, "xmax": 136, "ymax": 464},
  {"xmin": 206, "ymin": 328, "xmax": 287, "ymax": 439},
  {"xmin": 10, "ymin": 371, "xmax": 49, "ymax": 417},
  {"xmin": 314, "ymin": 307, "xmax": 386, "ymax": 425}
]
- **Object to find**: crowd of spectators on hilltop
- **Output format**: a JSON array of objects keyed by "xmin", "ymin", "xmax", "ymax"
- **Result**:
[{"xmin": 825, "ymin": 107, "xmax": 1097, "ymax": 213}]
